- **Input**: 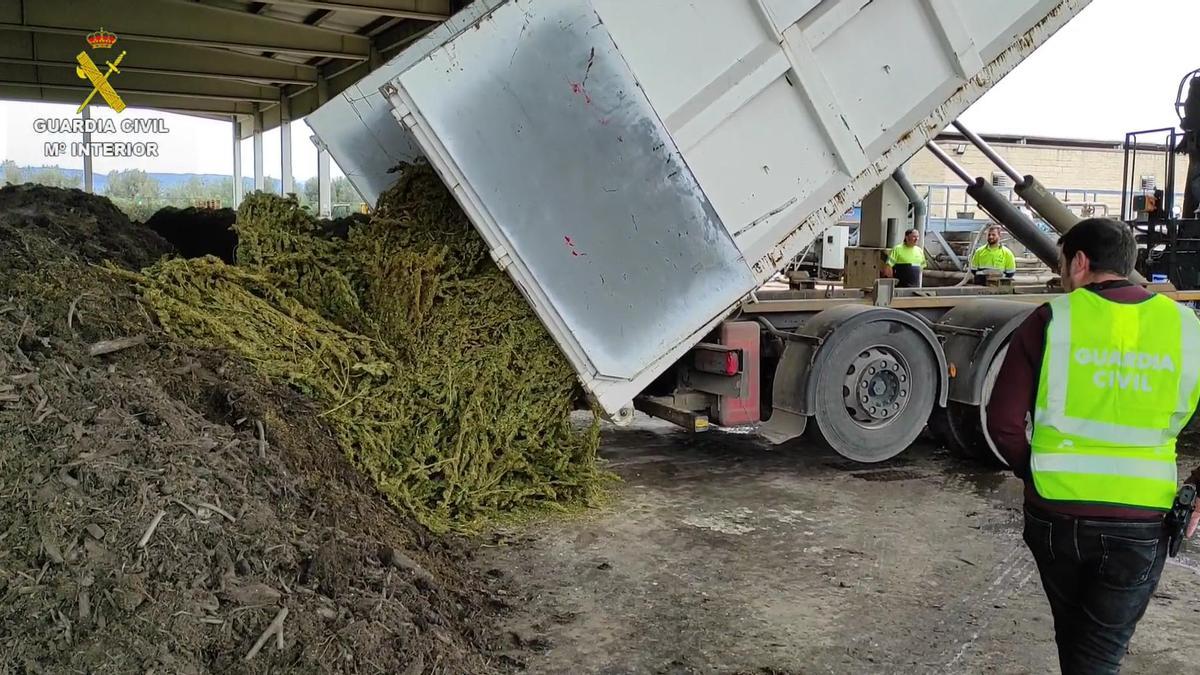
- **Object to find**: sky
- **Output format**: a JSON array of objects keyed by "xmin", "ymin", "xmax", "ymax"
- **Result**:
[
  {"xmin": 1, "ymin": 0, "xmax": 1197, "ymax": 181},
  {"xmin": 0, "ymin": 102, "xmax": 328, "ymax": 181},
  {"xmin": 956, "ymin": 0, "xmax": 1198, "ymax": 139}
]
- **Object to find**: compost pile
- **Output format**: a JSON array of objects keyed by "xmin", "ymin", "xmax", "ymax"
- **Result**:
[
  {"xmin": 131, "ymin": 163, "xmax": 608, "ymax": 533},
  {"xmin": 0, "ymin": 184, "xmax": 512, "ymax": 673}
]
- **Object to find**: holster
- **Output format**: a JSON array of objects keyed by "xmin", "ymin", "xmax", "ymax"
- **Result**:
[{"xmin": 1166, "ymin": 484, "xmax": 1197, "ymax": 557}]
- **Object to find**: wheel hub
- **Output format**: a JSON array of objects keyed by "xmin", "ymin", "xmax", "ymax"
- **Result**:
[{"xmin": 842, "ymin": 347, "xmax": 909, "ymax": 426}]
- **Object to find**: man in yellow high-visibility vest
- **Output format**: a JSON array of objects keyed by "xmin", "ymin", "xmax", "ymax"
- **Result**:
[
  {"xmin": 971, "ymin": 225, "xmax": 1017, "ymax": 279},
  {"xmin": 883, "ymin": 228, "xmax": 925, "ymax": 288},
  {"xmin": 987, "ymin": 218, "xmax": 1200, "ymax": 674}
]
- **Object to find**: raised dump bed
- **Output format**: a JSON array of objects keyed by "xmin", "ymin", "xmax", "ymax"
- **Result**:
[{"xmin": 308, "ymin": 0, "xmax": 1092, "ymax": 418}]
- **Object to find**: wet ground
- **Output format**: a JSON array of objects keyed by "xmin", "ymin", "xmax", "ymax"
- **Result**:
[{"xmin": 481, "ymin": 416, "xmax": 1200, "ymax": 674}]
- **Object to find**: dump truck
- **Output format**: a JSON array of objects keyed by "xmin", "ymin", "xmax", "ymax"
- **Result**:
[{"xmin": 307, "ymin": 0, "xmax": 1200, "ymax": 466}]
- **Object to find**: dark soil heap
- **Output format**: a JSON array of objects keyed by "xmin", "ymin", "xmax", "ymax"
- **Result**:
[
  {"xmin": 143, "ymin": 205, "xmax": 238, "ymax": 263},
  {"xmin": 0, "ymin": 185, "xmax": 508, "ymax": 673},
  {"xmin": 139, "ymin": 207, "xmax": 368, "ymax": 265},
  {"xmin": 0, "ymin": 182, "xmax": 173, "ymax": 271}
]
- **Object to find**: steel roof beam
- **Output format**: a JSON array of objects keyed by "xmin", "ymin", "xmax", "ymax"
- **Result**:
[
  {"xmin": 376, "ymin": 18, "xmax": 435, "ymax": 53},
  {"xmin": 0, "ymin": 85, "xmax": 260, "ymax": 116},
  {"xmin": 0, "ymin": 24, "xmax": 366, "ymax": 61},
  {"xmin": 259, "ymin": 17, "xmax": 428, "ymax": 127},
  {"xmin": 0, "ymin": 0, "xmax": 371, "ymax": 60},
  {"xmin": 0, "ymin": 65, "xmax": 282, "ymax": 104},
  {"xmin": 305, "ymin": 9, "xmax": 336, "ymax": 26},
  {"xmin": 0, "ymin": 80, "xmax": 278, "ymax": 105},
  {"xmin": 0, "ymin": 31, "xmax": 319, "ymax": 86},
  {"xmin": 0, "ymin": 55, "xmax": 314, "ymax": 87},
  {"xmin": 254, "ymin": 1, "xmax": 450, "ymax": 21}
]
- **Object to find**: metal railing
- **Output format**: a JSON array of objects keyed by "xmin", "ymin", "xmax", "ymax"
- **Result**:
[{"xmin": 916, "ymin": 183, "xmax": 1184, "ymax": 232}]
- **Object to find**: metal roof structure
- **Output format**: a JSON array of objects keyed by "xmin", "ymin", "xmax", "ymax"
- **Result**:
[{"xmin": 0, "ymin": 0, "xmax": 464, "ymax": 136}]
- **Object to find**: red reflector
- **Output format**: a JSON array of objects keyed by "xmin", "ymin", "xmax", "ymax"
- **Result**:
[{"xmin": 724, "ymin": 352, "xmax": 739, "ymax": 376}]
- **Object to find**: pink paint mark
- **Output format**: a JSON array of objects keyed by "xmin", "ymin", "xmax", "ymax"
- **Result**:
[
  {"xmin": 569, "ymin": 81, "xmax": 593, "ymax": 105},
  {"xmin": 564, "ymin": 235, "xmax": 587, "ymax": 257},
  {"xmin": 599, "ymin": 117, "xmax": 610, "ymax": 126}
]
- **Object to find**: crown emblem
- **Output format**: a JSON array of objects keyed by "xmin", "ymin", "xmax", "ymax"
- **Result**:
[{"xmin": 86, "ymin": 28, "xmax": 117, "ymax": 49}]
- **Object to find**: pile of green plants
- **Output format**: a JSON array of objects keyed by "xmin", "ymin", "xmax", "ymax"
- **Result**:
[{"xmin": 129, "ymin": 165, "xmax": 607, "ymax": 532}]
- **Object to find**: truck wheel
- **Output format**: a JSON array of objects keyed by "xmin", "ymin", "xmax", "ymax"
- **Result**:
[
  {"xmin": 809, "ymin": 321, "xmax": 937, "ymax": 462},
  {"xmin": 931, "ymin": 345, "xmax": 1012, "ymax": 467}
]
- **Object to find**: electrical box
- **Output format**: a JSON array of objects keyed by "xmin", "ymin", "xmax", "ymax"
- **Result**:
[{"xmin": 821, "ymin": 225, "xmax": 850, "ymax": 269}]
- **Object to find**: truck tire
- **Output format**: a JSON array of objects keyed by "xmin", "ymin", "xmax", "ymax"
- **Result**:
[
  {"xmin": 928, "ymin": 404, "xmax": 970, "ymax": 457},
  {"xmin": 930, "ymin": 344, "xmax": 1013, "ymax": 467},
  {"xmin": 809, "ymin": 321, "xmax": 938, "ymax": 462},
  {"xmin": 932, "ymin": 402, "xmax": 997, "ymax": 464}
]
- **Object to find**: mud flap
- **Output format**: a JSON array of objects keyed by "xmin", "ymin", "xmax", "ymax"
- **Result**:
[{"xmin": 759, "ymin": 408, "xmax": 808, "ymax": 445}]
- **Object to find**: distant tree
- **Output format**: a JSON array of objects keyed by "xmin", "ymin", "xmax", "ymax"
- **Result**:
[
  {"xmin": 244, "ymin": 177, "xmax": 281, "ymax": 195},
  {"xmin": 202, "ymin": 176, "xmax": 235, "ymax": 207},
  {"xmin": 332, "ymin": 176, "xmax": 363, "ymax": 206},
  {"xmin": 109, "ymin": 198, "xmax": 161, "ymax": 223},
  {"xmin": 2, "ymin": 160, "xmax": 22, "ymax": 185},
  {"xmin": 29, "ymin": 167, "xmax": 81, "ymax": 189},
  {"xmin": 104, "ymin": 170, "xmax": 163, "ymax": 221},
  {"xmin": 105, "ymin": 169, "xmax": 161, "ymax": 202},
  {"xmin": 168, "ymin": 175, "xmax": 209, "ymax": 203},
  {"xmin": 302, "ymin": 177, "xmax": 319, "ymax": 207},
  {"xmin": 295, "ymin": 176, "xmax": 365, "ymax": 213}
]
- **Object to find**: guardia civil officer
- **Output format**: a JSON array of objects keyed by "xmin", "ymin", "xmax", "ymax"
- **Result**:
[{"xmin": 987, "ymin": 217, "xmax": 1200, "ymax": 674}]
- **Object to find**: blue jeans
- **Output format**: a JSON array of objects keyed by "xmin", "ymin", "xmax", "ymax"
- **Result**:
[{"xmin": 1023, "ymin": 505, "xmax": 1168, "ymax": 675}]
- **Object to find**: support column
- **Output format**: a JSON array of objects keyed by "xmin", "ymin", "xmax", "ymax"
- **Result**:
[
  {"xmin": 318, "ymin": 147, "xmax": 332, "ymax": 218},
  {"xmin": 280, "ymin": 94, "xmax": 293, "ymax": 196},
  {"xmin": 316, "ymin": 76, "xmax": 332, "ymax": 218},
  {"xmin": 232, "ymin": 116, "xmax": 243, "ymax": 207},
  {"xmin": 81, "ymin": 106, "xmax": 94, "ymax": 193},
  {"xmin": 252, "ymin": 106, "xmax": 264, "ymax": 192}
]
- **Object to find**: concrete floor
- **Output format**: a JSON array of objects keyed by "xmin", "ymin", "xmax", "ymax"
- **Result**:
[{"xmin": 482, "ymin": 416, "xmax": 1200, "ymax": 674}]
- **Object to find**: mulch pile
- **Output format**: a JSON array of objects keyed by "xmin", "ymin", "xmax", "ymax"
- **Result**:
[{"xmin": 0, "ymin": 184, "xmax": 519, "ymax": 673}]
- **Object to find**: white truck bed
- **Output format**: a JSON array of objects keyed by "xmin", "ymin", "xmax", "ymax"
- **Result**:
[{"xmin": 307, "ymin": 0, "xmax": 1091, "ymax": 417}]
